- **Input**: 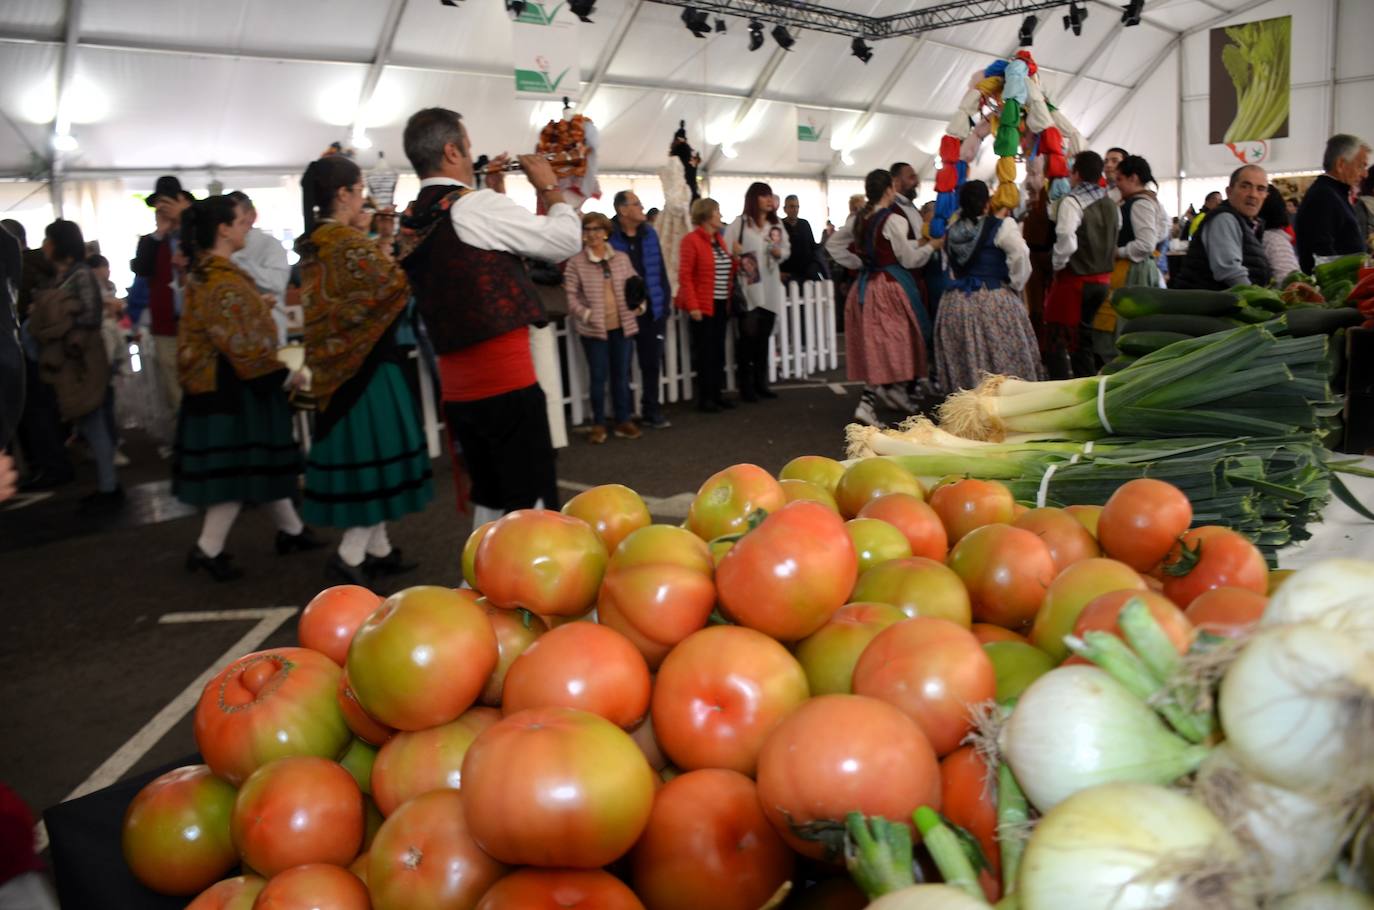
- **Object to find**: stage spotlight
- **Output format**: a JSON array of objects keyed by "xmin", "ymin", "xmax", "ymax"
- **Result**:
[
  {"xmin": 681, "ymin": 7, "xmax": 712, "ymax": 38},
  {"xmin": 1121, "ymin": 0, "xmax": 1144, "ymax": 26},
  {"xmin": 505, "ymin": 0, "xmax": 526, "ymax": 16},
  {"xmin": 851, "ymin": 37, "xmax": 873, "ymax": 64},
  {"xmin": 1018, "ymin": 15, "xmax": 1037, "ymax": 46},
  {"xmin": 1062, "ymin": 2, "xmax": 1087, "ymax": 35},
  {"xmin": 570, "ymin": 0, "xmax": 595, "ymax": 22},
  {"xmin": 714, "ymin": 17, "xmax": 727, "ymax": 33},
  {"xmin": 748, "ymin": 19, "xmax": 764, "ymax": 51},
  {"xmin": 771, "ymin": 24, "xmax": 795, "ymax": 50}
]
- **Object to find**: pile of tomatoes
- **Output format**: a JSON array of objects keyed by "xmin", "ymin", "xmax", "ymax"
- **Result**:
[{"xmin": 121, "ymin": 458, "xmax": 1277, "ymax": 909}]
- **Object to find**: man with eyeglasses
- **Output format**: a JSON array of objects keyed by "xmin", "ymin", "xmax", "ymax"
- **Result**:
[
  {"xmin": 1174, "ymin": 164, "xmax": 1272, "ymax": 290},
  {"xmin": 609, "ymin": 190, "xmax": 672, "ymax": 429}
]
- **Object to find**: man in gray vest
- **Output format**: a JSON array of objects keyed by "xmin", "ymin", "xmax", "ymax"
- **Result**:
[
  {"xmin": 1043, "ymin": 151, "xmax": 1120, "ymax": 376},
  {"xmin": 1174, "ymin": 164, "xmax": 1271, "ymax": 290}
]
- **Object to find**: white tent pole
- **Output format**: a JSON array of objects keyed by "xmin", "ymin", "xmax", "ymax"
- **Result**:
[
  {"xmin": 50, "ymin": 0, "xmax": 82, "ymax": 218},
  {"xmin": 1328, "ymin": 0, "xmax": 1339, "ymax": 137},
  {"xmin": 703, "ymin": 46, "xmax": 789, "ymax": 173},
  {"xmin": 580, "ymin": 0, "xmax": 645, "ymax": 111},
  {"xmin": 1177, "ymin": 45, "xmax": 1185, "ymax": 215},
  {"xmin": 350, "ymin": 0, "xmax": 410, "ymax": 143}
]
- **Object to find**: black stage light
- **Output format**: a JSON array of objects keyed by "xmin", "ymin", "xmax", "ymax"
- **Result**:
[
  {"xmin": 681, "ymin": 7, "xmax": 712, "ymax": 38},
  {"xmin": 1063, "ymin": 1, "xmax": 1087, "ymax": 35},
  {"xmin": 715, "ymin": 17, "xmax": 727, "ymax": 33},
  {"xmin": 1121, "ymin": 0, "xmax": 1144, "ymax": 26},
  {"xmin": 851, "ymin": 37, "xmax": 873, "ymax": 64},
  {"xmin": 1018, "ymin": 14, "xmax": 1037, "ymax": 46},
  {"xmin": 748, "ymin": 19, "xmax": 764, "ymax": 51},
  {"xmin": 570, "ymin": 0, "xmax": 596, "ymax": 23},
  {"xmin": 439, "ymin": 0, "xmax": 461, "ymax": 6},
  {"xmin": 771, "ymin": 24, "xmax": 795, "ymax": 50},
  {"xmin": 505, "ymin": 0, "xmax": 526, "ymax": 16}
]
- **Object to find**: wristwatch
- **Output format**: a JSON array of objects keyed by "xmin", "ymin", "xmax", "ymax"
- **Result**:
[{"xmin": 540, "ymin": 183, "xmax": 558, "ymax": 193}]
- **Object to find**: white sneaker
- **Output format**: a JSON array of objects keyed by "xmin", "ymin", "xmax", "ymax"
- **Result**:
[
  {"xmin": 853, "ymin": 398, "xmax": 880, "ymax": 427},
  {"xmin": 876, "ymin": 385, "xmax": 916, "ymax": 413}
]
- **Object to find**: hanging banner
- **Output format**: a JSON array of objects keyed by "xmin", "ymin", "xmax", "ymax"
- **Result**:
[
  {"xmin": 796, "ymin": 107, "xmax": 832, "ymax": 163},
  {"xmin": 512, "ymin": 3, "xmax": 581, "ymax": 101},
  {"xmin": 1208, "ymin": 15, "xmax": 1290, "ymax": 144}
]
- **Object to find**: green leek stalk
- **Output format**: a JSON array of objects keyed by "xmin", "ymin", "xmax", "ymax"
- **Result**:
[
  {"xmin": 845, "ymin": 813, "xmax": 915, "ymax": 899},
  {"xmin": 914, "ymin": 807, "xmax": 986, "ymax": 902},
  {"xmin": 996, "ymin": 764, "xmax": 1028, "ymax": 898}
]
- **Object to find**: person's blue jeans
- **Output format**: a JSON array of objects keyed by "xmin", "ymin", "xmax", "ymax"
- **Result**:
[
  {"xmin": 581, "ymin": 329, "xmax": 632, "ymax": 425},
  {"xmin": 75, "ymin": 394, "xmax": 118, "ymax": 492},
  {"xmin": 634, "ymin": 312, "xmax": 667, "ymax": 421}
]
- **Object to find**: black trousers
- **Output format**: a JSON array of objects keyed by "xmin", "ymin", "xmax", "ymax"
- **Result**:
[
  {"xmin": 442, "ymin": 383, "xmax": 559, "ymax": 513},
  {"xmin": 15, "ymin": 355, "xmax": 72, "ymax": 481},
  {"xmin": 689, "ymin": 302, "xmax": 729, "ymax": 406},
  {"xmin": 634, "ymin": 311, "xmax": 667, "ymax": 420},
  {"xmin": 735, "ymin": 308, "xmax": 776, "ymax": 395}
]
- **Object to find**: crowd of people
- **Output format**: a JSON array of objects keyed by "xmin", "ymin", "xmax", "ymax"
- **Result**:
[{"xmin": 2, "ymin": 111, "xmax": 1372, "ymax": 581}]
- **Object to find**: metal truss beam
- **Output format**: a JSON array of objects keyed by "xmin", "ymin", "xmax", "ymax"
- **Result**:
[{"xmin": 647, "ymin": 0, "xmax": 1085, "ymax": 39}]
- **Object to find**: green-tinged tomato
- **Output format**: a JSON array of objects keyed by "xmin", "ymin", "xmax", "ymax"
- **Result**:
[
  {"xmin": 858, "ymin": 493, "xmax": 949, "ymax": 562},
  {"xmin": 253, "ymin": 864, "xmax": 369, "ymax": 910},
  {"xmin": 479, "ymin": 603, "xmax": 548, "ymax": 706},
  {"xmin": 948, "ymin": 524, "xmax": 1057, "ymax": 630},
  {"xmin": 794, "ymin": 602, "xmax": 908, "ymax": 696},
  {"xmin": 845, "ymin": 518, "xmax": 913, "ymax": 575},
  {"xmin": 368, "ymin": 790, "xmax": 507, "ymax": 910},
  {"xmin": 461, "ymin": 520, "xmax": 497, "ymax": 590},
  {"xmin": 611, "ymin": 524, "xmax": 714, "ymax": 574},
  {"xmin": 597, "ymin": 562, "xmax": 717, "ymax": 670},
  {"xmin": 122, "ymin": 765, "xmax": 238, "ymax": 896},
  {"xmin": 687, "ymin": 463, "xmax": 787, "ymax": 542},
  {"xmin": 476, "ymin": 510, "xmax": 608, "ymax": 617},
  {"xmin": 337, "ymin": 738, "xmax": 377, "ymax": 796},
  {"xmin": 230, "ymin": 756, "xmax": 364, "ymax": 877},
  {"xmin": 780, "ymin": 478, "xmax": 840, "ymax": 512},
  {"xmin": 1030, "ymin": 558, "xmax": 1146, "ymax": 662},
  {"xmin": 561, "ymin": 483, "xmax": 653, "ymax": 555},
  {"xmin": 983, "ymin": 641, "xmax": 1056, "ymax": 704},
  {"xmin": 850, "ymin": 557, "xmax": 972, "ymax": 627},
  {"xmin": 370, "ymin": 707, "xmax": 501, "ymax": 816},
  {"xmin": 929, "ymin": 479, "xmax": 1015, "ymax": 543},
  {"xmin": 1063, "ymin": 504, "xmax": 1102, "ymax": 538},
  {"xmin": 184, "ymin": 876, "xmax": 266, "ymax": 910},
  {"xmin": 779, "ymin": 455, "xmax": 847, "ymax": 495},
  {"xmin": 1012, "ymin": 507, "xmax": 1101, "ymax": 575},
  {"xmin": 834, "ymin": 458, "xmax": 925, "ymax": 518}
]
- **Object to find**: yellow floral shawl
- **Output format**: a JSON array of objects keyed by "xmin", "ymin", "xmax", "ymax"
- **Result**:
[{"xmin": 177, "ymin": 254, "xmax": 282, "ymax": 394}]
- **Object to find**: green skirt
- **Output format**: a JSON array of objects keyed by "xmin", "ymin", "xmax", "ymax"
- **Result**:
[
  {"xmin": 173, "ymin": 382, "xmax": 302, "ymax": 507},
  {"xmin": 303, "ymin": 362, "xmax": 434, "ymax": 528}
]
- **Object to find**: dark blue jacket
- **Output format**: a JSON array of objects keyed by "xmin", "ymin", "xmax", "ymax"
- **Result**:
[{"xmin": 610, "ymin": 221, "xmax": 670, "ymax": 319}]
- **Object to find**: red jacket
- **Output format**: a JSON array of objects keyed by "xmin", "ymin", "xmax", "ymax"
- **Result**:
[{"xmin": 675, "ymin": 226, "xmax": 736, "ymax": 317}]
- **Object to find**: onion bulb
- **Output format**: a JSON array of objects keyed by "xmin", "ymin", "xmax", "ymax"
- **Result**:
[
  {"xmin": 865, "ymin": 885, "xmax": 991, "ymax": 909},
  {"xmin": 999, "ymin": 666, "xmax": 1209, "ymax": 812},
  {"xmin": 1020, "ymin": 782, "xmax": 1258, "ymax": 910},
  {"xmin": 1268, "ymin": 881, "xmax": 1374, "ymax": 910},
  {"xmin": 1218, "ymin": 623, "xmax": 1374, "ymax": 795},
  {"xmin": 1262, "ymin": 560, "xmax": 1374, "ymax": 653},
  {"xmin": 1193, "ymin": 744, "xmax": 1351, "ymax": 896}
]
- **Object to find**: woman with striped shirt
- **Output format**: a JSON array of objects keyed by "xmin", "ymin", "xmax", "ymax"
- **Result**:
[{"xmin": 674, "ymin": 198, "xmax": 737, "ymax": 413}]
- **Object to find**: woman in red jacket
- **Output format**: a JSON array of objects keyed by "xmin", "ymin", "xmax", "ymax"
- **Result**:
[{"xmin": 675, "ymin": 198, "xmax": 737, "ymax": 412}]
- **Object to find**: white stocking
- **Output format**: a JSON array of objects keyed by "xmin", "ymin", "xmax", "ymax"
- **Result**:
[
  {"xmin": 366, "ymin": 522, "xmax": 392, "ymax": 558},
  {"xmin": 198, "ymin": 502, "xmax": 242, "ymax": 557},
  {"xmin": 338, "ymin": 526, "xmax": 372, "ymax": 567},
  {"xmin": 264, "ymin": 498, "xmax": 305, "ymax": 536}
]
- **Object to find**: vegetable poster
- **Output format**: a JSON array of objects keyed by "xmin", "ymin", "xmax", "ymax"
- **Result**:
[
  {"xmin": 1209, "ymin": 16, "xmax": 1290, "ymax": 144},
  {"xmin": 796, "ymin": 108, "xmax": 833, "ymax": 163},
  {"xmin": 511, "ymin": 3, "xmax": 581, "ymax": 101}
]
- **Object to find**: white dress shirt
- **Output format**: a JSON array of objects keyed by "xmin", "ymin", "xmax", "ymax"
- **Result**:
[
  {"xmin": 232, "ymin": 227, "xmax": 290, "ymax": 299},
  {"xmin": 826, "ymin": 212, "xmax": 935, "ymax": 271},
  {"xmin": 417, "ymin": 177, "xmax": 582, "ymax": 263},
  {"xmin": 1052, "ymin": 193, "xmax": 1122, "ymax": 273},
  {"xmin": 1116, "ymin": 194, "xmax": 1168, "ymax": 263},
  {"xmin": 993, "ymin": 217, "xmax": 1033, "ymax": 291}
]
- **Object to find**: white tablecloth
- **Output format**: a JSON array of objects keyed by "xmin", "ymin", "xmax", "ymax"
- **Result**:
[{"xmin": 1278, "ymin": 456, "xmax": 1374, "ymax": 568}]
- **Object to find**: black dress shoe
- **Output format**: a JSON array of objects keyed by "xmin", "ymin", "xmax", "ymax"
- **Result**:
[
  {"xmin": 79, "ymin": 486, "xmax": 126, "ymax": 513},
  {"xmin": 325, "ymin": 553, "xmax": 371, "ymax": 587},
  {"xmin": 365, "ymin": 548, "xmax": 419, "ymax": 578},
  {"xmin": 276, "ymin": 526, "xmax": 327, "ymax": 555},
  {"xmin": 19, "ymin": 470, "xmax": 74, "ymax": 492},
  {"xmin": 715, "ymin": 397, "xmax": 736, "ymax": 410},
  {"xmin": 186, "ymin": 546, "xmax": 245, "ymax": 582}
]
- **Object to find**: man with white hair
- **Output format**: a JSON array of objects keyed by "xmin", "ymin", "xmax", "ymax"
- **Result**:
[{"xmin": 1294, "ymin": 133, "xmax": 1371, "ymax": 273}]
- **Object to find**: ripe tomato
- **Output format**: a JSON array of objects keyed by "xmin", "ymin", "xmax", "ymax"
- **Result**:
[
  {"xmin": 780, "ymin": 478, "xmax": 841, "ymax": 512},
  {"xmin": 755, "ymin": 694, "xmax": 941, "ymax": 861},
  {"xmin": 857, "ymin": 493, "xmax": 949, "ymax": 562},
  {"xmin": 230, "ymin": 757, "xmax": 363, "ymax": 877},
  {"xmin": 561, "ymin": 483, "xmax": 653, "ymax": 554},
  {"xmin": 348, "ymin": 852, "xmax": 369, "ymax": 887},
  {"xmin": 461, "ymin": 707, "xmax": 656, "ymax": 867},
  {"xmin": 1097, "ymin": 479, "xmax": 1193, "ymax": 572},
  {"xmin": 650, "ymin": 625, "xmax": 809, "ymax": 775},
  {"xmin": 849, "ymin": 557, "xmax": 972, "ymax": 627},
  {"xmin": 632, "ymin": 769, "xmax": 794, "ymax": 909},
  {"xmin": 122, "ymin": 765, "xmax": 238, "ymax": 896},
  {"xmin": 630, "ymin": 715, "xmax": 670, "ymax": 771},
  {"xmin": 337, "ymin": 670, "xmax": 394, "ymax": 746},
  {"xmin": 368, "ymin": 789, "xmax": 506, "ymax": 910},
  {"xmin": 928, "ymin": 479, "xmax": 1014, "ymax": 543},
  {"xmin": 1184, "ymin": 586, "xmax": 1267, "ymax": 638},
  {"xmin": 1161, "ymin": 526, "xmax": 1268, "ymax": 607},
  {"xmin": 794, "ymin": 602, "xmax": 908, "ymax": 696},
  {"xmin": 852, "ymin": 618, "xmax": 996, "ymax": 756},
  {"xmin": 779, "ymin": 455, "xmax": 847, "ymax": 494},
  {"xmin": 970, "ymin": 623, "xmax": 1029, "ymax": 645},
  {"xmin": 476, "ymin": 510, "xmax": 609, "ymax": 617},
  {"xmin": 1029, "ymin": 558, "xmax": 1146, "ymax": 662},
  {"xmin": 716, "ymin": 501, "xmax": 858, "ymax": 641},
  {"xmin": 834, "ymin": 459, "xmax": 925, "ymax": 518},
  {"xmin": 846, "ymin": 518, "xmax": 913, "ymax": 575},
  {"xmin": 346, "ymin": 586, "xmax": 497, "ymax": 731},
  {"xmin": 194, "ymin": 647, "xmax": 350, "ymax": 786},
  {"xmin": 253, "ymin": 864, "xmax": 369, "ymax": 910},
  {"xmin": 1063, "ymin": 504, "xmax": 1102, "ymax": 537},
  {"xmin": 297, "ymin": 586, "xmax": 383, "ymax": 666},
  {"xmin": 480, "ymin": 603, "xmax": 549, "ymax": 706},
  {"xmin": 370, "ymin": 707, "xmax": 501, "ymax": 816},
  {"xmin": 502, "ymin": 621, "xmax": 651, "ymax": 729},
  {"xmin": 611, "ymin": 524, "xmax": 715, "ymax": 574},
  {"xmin": 461, "ymin": 520, "xmax": 497, "ymax": 590},
  {"xmin": 476, "ymin": 869, "xmax": 645, "ymax": 910},
  {"xmin": 948, "ymin": 524, "xmax": 1057, "ymax": 630},
  {"xmin": 940, "ymin": 746, "xmax": 1001, "ymax": 902},
  {"xmin": 184, "ymin": 875, "xmax": 265, "ymax": 910},
  {"xmin": 1070, "ymin": 589, "xmax": 1193, "ymax": 658},
  {"xmin": 983, "ymin": 640, "xmax": 1055, "ymax": 704},
  {"xmin": 597, "ymin": 563, "xmax": 716, "ymax": 670},
  {"xmin": 686, "ymin": 463, "xmax": 786, "ymax": 541},
  {"xmin": 1012, "ymin": 507, "xmax": 1101, "ymax": 574}
]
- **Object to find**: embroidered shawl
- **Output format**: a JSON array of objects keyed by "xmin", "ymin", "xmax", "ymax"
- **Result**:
[{"xmin": 177, "ymin": 254, "xmax": 282, "ymax": 394}]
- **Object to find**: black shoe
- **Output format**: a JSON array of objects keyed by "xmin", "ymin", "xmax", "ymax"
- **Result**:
[
  {"xmin": 697, "ymin": 400, "xmax": 721, "ymax": 414},
  {"xmin": 739, "ymin": 387, "xmax": 759, "ymax": 403},
  {"xmin": 79, "ymin": 486, "xmax": 126, "ymax": 513},
  {"xmin": 365, "ymin": 548, "xmax": 419, "ymax": 578},
  {"xmin": 715, "ymin": 397, "xmax": 736, "ymax": 410},
  {"xmin": 325, "ymin": 553, "xmax": 371, "ymax": 587},
  {"xmin": 186, "ymin": 545, "xmax": 245, "ymax": 582},
  {"xmin": 19, "ymin": 470, "xmax": 74, "ymax": 492},
  {"xmin": 276, "ymin": 526, "xmax": 327, "ymax": 555},
  {"xmin": 755, "ymin": 383, "xmax": 778, "ymax": 399}
]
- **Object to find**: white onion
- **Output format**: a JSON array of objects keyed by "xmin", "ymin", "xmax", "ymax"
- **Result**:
[
  {"xmin": 1193, "ymin": 744, "xmax": 1351, "ymax": 896},
  {"xmin": 1218, "ymin": 623, "xmax": 1374, "ymax": 794},
  {"xmin": 999, "ymin": 666, "xmax": 1210, "ymax": 812},
  {"xmin": 1268, "ymin": 881, "xmax": 1374, "ymax": 910},
  {"xmin": 1263, "ymin": 560, "xmax": 1374, "ymax": 653},
  {"xmin": 1020, "ymin": 782, "xmax": 1258, "ymax": 910},
  {"xmin": 865, "ymin": 885, "xmax": 990, "ymax": 910}
]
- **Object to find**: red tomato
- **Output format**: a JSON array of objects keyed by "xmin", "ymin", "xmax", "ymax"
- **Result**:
[
  {"xmin": 297, "ymin": 586, "xmax": 383, "ymax": 666},
  {"xmin": 477, "ymin": 869, "xmax": 645, "ymax": 910},
  {"xmin": 1097, "ymin": 479, "xmax": 1194, "ymax": 572},
  {"xmin": 461, "ymin": 520, "xmax": 497, "ymax": 590},
  {"xmin": 476, "ymin": 510, "xmax": 608, "ymax": 616},
  {"xmin": 597, "ymin": 563, "xmax": 717, "ymax": 670},
  {"xmin": 184, "ymin": 875, "xmax": 265, "ymax": 910},
  {"xmin": 851, "ymin": 618, "xmax": 996, "ymax": 756},
  {"xmin": 984, "ymin": 641, "xmax": 1055, "ymax": 704},
  {"xmin": 716, "ymin": 501, "xmax": 858, "ymax": 641},
  {"xmin": 780, "ymin": 478, "xmax": 841, "ymax": 512},
  {"xmin": 368, "ymin": 789, "xmax": 506, "ymax": 910},
  {"xmin": 1161, "ymin": 526, "xmax": 1268, "ymax": 607},
  {"xmin": 370, "ymin": 707, "xmax": 501, "ymax": 816},
  {"xmin": 1184, "ymin": 586, "xmax": 1268, "ymax": 638},
  {"xmin": 502, "ymin": 622, "xmax": 651, "ymax": 729},
  {"xmin": 794, "ymin": 602, "xmax": 908, "ymax": 696},
  {"xmin": 849, "ymin": 556, "xmax": 972, "ymax": 627},
  {"xmin": 1071, "ymin": 589, "xmax": 1193, "ymax": 658},
  {"xmin": 948, "ymin": 524, "xmax": 1057, "ymax": 630},
  {"xmin": 480, "ymin": 603, "xmax": 549, "ymax": 706},
  {"xmin": 253, "ymin": 864, "xmax": 369, "ymax": 910},
  {"xmin": 610, "ymin": 524, "xmax": 715, "ymax": 574},
  {"xmin": 779, "ymin": 455, "xmax": 847, "ymax": 494},
  {"xmin": 686, "ymin": 463, "xmax": 787, "ymax": 541},
  {"xmin": 928, "ymin": 479, "xmax": 1014, "ymax": 543},
  {"xmin": 194, "ymin": 647, "xmax": 350, "ymax": 786},
  {"xmin": 755, "ymin": 694, "xmax": 941, "ymax": 861},
  {"xmin": 651, "ymin": 625, "xmax": 809, "ymax": 775},
  {"xmin": 122, "ymin": 765, "xmax": 238, "ymax": 896},
  {"xmin": 631, "ymin": 769, "xmax": 794, "ymax": 909},
  {"xmin": 1029, "ymin": 558, "xmax": 1146, "ymax": 662},
  {"xmin": 834, "ymin": 458, "xmax": 925, "ymax": 518},
  {"xmin": 461, "ymin": 707, "xmax": 656, "ymax": 867},
  {"xmin": 970, "ymin": 623, "xmax": 1030, "ymax": 645},
  {"xmin": 336, "ymin": 670, "xmax": 395, "ymax": 746},
  {"xmin": 230, "ymin": 757, "xmax": 363, "ymax": 877},
  {"xmin": 857, "ymin": 493, "xmax": 949, "ymax": 562},
  {"xmin": 1012, "ymin": 507, "xmax": 1101, "ymax": 574},
  {"xmin": 346, "ymin": 586, "xmax": 497, "ymax": 731},
  {"xmin": 941, "ymin": 746, "xmax": 1001, "ymax": 902},
  {"xmin": 845, "ymin": 518, "xmax": 913, "ymax": 575},
  {"xmin": 562, "ymin": 483, "xmax": 653, "ymax": 554}
]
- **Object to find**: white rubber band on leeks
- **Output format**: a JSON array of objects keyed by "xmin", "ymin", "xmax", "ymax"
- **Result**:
[{"xmin": 1096, "ymin": 375, "xmax": 1113, "ymax": 435}]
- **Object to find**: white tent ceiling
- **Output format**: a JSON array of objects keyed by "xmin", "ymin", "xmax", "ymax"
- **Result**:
[{"xmin": 0, "ymin": 0, "xmax": 1370, "ymax": 188}]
